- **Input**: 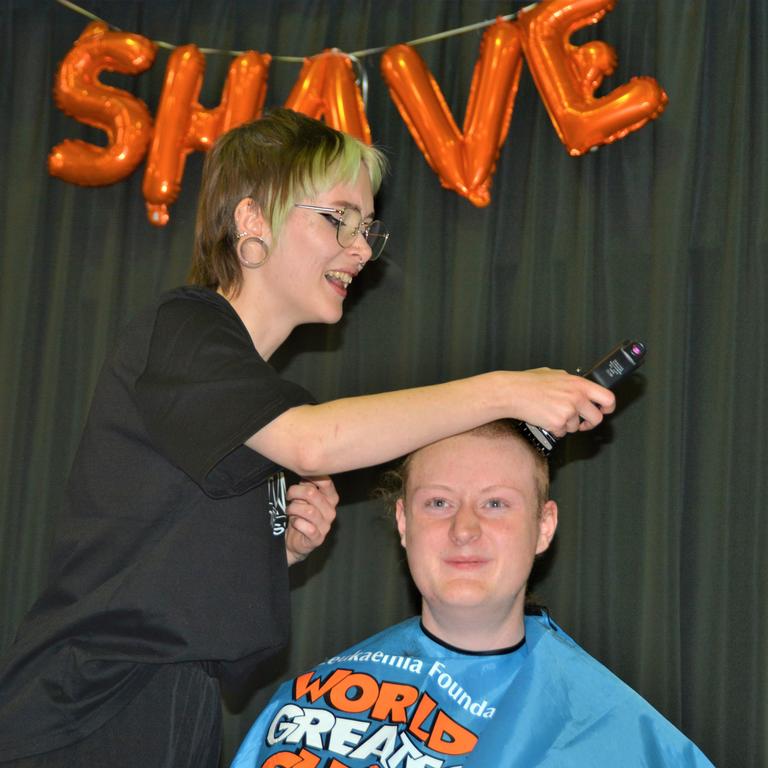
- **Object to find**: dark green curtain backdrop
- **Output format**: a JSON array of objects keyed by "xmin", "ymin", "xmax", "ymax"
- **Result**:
[{"xmin": 1, "ymin": 1, "xmax": 764, "ymax": 764}]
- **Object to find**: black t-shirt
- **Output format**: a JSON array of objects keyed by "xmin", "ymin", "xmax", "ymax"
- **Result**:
[{"xmin": 0, "ymin": 287, "xmax": 314, "ymax": 760}]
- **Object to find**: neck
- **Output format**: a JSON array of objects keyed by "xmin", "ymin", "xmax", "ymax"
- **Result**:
[
  {"xmin": 219, "ymin": 282, "xmax": 294, "ymax": 360},
  {"xmin": 420, "ymin": 602, "xmax": 526, "ymax": 652}
]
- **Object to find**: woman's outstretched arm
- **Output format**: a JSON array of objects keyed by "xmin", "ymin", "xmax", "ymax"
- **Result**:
[{"xmin": 246, "ymin": 368, "xmax": 615, "ymax": 476}]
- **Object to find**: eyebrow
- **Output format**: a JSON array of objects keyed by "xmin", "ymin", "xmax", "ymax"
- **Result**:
[
  {"xmin": 410, "ymin": 484, "xmax": 524, "ymax": 495},
  {"xmin": 411, "ymin": 483, "xmax": 525, "ymax": 497},
  {"xmin": 410, "ymin": 483, "xmax": 452, "ymax": 491},
  {"xmin": 330, "ymin": 199, "xmax": 375, "ymax": 220}
]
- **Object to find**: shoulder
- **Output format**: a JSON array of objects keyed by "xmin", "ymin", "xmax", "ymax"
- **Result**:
[
  {"xmin": 142, "ymin": 285, "xmax": 255, "ymax": 363},
  {"xmin": 519, "ymin": 613, "xmax": 715, "ymax": 763},
  {"xmin": 525, "ymin": 612, "xmax": 622, "ymax": 680},
  {"xmin": 524, "ymin": 609, "xmax": 577, "ymax": 648},
  {"xmin": 525, "ymin": 612, "xmax": 672, "ymax": 719},
  {"xmin": 116, "ymin": 286, "xmax": 242, "ymax": 351},
  {"xmin": 154, "ymin": 286, "xmax": 243, "ymax": 331}
]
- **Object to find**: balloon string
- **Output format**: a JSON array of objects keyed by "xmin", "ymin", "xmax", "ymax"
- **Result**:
[
  {"xmin": 54, "ymin": 0, "xmax": 525, "ymax": 61},
  {"xmin": 56, "ymin": 0, "xmax": 108, "ymax": 27},
  {"xmin": 349, "ymin": 14, "xmax": 518, "ymax": 58},
  {"xmin": 344, "ymin": 53, "xmax": 369, "ymax": 108}
]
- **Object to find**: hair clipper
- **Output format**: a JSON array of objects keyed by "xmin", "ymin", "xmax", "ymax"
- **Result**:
[{"xmin": 518, "ymin": 339, "xmax": 647, "ymax": 456}]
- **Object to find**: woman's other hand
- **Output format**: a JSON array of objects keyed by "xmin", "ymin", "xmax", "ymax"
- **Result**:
[{"xmin": 284, "ymin": 476, "xmax": 339, "ymax": 566}]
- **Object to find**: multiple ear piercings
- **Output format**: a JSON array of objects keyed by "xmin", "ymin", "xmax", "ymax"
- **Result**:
[{"xmin": 235, "ymin": 231, "xmax": 270, "ymax": 269}]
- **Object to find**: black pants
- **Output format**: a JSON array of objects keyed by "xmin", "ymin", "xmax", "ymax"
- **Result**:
[{"xmin": 3, "ymin": 663, "xmax": 222, "ymax": 768}]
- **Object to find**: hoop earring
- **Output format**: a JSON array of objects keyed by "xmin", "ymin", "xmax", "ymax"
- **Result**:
[{"xmin": 235, "ymin": 232, "xmax": 270, "ymax": 269}]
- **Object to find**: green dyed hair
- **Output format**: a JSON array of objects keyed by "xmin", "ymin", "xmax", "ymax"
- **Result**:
[{"xmin": 189, "ymin": 108, "xmax": 387, "ymax": 296}]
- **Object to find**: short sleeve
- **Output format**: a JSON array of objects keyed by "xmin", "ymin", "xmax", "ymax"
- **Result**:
[{"xmin": 135, "ymin": 292, "xmax": 314, "ymax": 497}]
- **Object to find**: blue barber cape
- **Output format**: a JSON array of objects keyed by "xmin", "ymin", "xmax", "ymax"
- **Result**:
[{"xmin": 231, "ymin": 613, "xmax": 713, "ymax": 767}]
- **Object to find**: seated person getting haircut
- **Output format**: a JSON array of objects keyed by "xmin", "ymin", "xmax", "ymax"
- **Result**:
[{"xmin": 231, "ymin": 421, "xmax": 713, "ymax": 767}]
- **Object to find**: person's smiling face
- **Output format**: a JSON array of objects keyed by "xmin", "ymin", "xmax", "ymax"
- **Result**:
[
  {"xmin": 396, "ymin": 431, "xmax": 557, "ymax": 648},
  {"xmin": 262, "ymin": 167, "xmax": 375, "ymax": 329}
]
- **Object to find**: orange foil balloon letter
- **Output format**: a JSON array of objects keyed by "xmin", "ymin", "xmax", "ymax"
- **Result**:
[
  {"xmin": 143, "ymin": 45, "xmax": 271, "ymax": 226},
  {"xmin": 48, "ymin": 22, "xmax": 156, "ymax": 186},
  {"xmin": 284, "ymin": 51, "xmax": 371, "ymax": 144},
  {"xmin": 517, "ymin": 0, "xmax": 668, "ymax": 156},
  {"xmin": 381, "ymin": 21, "xmax": 523, "ymax": 206}
]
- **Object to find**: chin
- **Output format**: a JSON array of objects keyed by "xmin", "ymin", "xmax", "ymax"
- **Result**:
[
  {"xmin": 326, "ymin": 306, "xmax": 345, "ymax": 324},
  {"xmin": 437, "ymin": 584, "xmax": 491, "ymax": 608},
  {"xmin": 302, "ymin": 304, "xmax": 343, "ymax": 326}
]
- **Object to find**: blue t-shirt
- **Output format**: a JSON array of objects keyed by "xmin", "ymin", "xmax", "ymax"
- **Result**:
[{"xmin": 232, "ymin": 613, "xmax": 714, "ymax": 768}]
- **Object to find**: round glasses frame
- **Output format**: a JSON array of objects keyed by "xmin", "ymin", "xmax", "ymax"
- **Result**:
[{"xmin": 294, "ymin": 204, "xmax": 389, "ymax": 260}]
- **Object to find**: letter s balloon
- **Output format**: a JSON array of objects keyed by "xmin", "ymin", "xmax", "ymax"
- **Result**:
[{"xmin": 48, "ymin": 22, "xmax": 156, "ymax": 186}]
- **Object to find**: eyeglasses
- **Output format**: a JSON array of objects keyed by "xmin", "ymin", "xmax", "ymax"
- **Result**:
[{"xmin": 294, "ymin": 204, "xmax": 389, "ymax": 261}]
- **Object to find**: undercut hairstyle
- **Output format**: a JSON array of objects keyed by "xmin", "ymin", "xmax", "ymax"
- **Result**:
[
  {"xmin": 189, "ymin": 108, "xmax": 387, "ymax": 296},
  {"xmin": 379, "ymin": 420, "xmax": 551, "ymax": 513}
]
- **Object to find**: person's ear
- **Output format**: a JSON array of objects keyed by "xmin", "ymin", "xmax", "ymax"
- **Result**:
[
  {"xmin": 395, "ymin": 498, "xmax": 407, "ymax": 549},
  {"xmin": 234, "ymin": 197, "xmax": 270, "ymax": 240},
  {"xmin": 535, "ymin": 500, "xmax": 558, "ymax": 555}
]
